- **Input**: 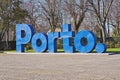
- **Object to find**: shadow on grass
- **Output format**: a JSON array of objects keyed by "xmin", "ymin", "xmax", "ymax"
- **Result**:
[
  {"xmin": 107, "ymin": 51, "xmax": 120, "ymax": 55},
  {"xmin": 107, "ymin": 51, "xmax": 120, "ymax": 53}
]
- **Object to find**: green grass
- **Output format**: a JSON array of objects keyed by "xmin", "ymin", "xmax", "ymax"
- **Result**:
[
  {"xmin": 107, "ymin": 48, "xmax": 120, "ymax": 53},
  {"xmin": 2, "ymin": 48, "xmax": 120, "ymax": 53},
  {"xmin": 58, "ymin": 48, "xmax": 120, "ymax": 53}
]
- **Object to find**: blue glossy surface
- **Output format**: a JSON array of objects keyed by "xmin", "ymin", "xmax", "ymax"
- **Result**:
[
  {"xmin": 62, "ymin": 24, "xmax": 72, "ymax": 32},
  {"xmin": 60, "ymin": 24, "xmax": 75, "ymax": 53},
  {"xmin": 60, "ymin": 32, "xmax": 75, "ymax": 53},
  {"xmin": 96, "ymin": 43, "xmax": 107, "ymax": 53},
  {"xmin": 31, "ymin": 33, "xmax": 47, "ymax": 52},
  {"xmin": 74, "ymin": 30, "xmax": 97, "ymax": 53},
  {"xmin": 16, "ymin": 24, "xmax": 107, "ymax": 53},
  {"xmin": 48, "ymin": 32, "xmax": 60, "ymax": 53},
  {"xmin": 16, "ymin": 24, "xmax": 34, "ymax": 52}
]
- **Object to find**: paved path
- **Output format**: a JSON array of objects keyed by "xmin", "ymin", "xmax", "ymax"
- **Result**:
[{"xmin": 0, "ymin": 54, "xmax": 120, "ymax": 80}]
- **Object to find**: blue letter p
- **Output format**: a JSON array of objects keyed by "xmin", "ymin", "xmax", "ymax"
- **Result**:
[{"xmin": 16, "ymin": 24, "xmax": 34, "ymax": 52}]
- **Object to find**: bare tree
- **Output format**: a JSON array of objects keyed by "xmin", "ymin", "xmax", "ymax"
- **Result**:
[
  {"xmin": 39, "ymin": 0, "xmax": 62, "ymax": 32},
  {"xmin": 81, "ymin": 11, "xmax": 101, "ymax": 37},
  {"xmin": 21, "ymin": 0, "xmax": 42, "ymax": 32},
  {"xmin": 88, "ymin": 0, "xmax": 114, "ymax": 43},
  {"xmin": 63, "ymin": 0, "xmax": 88, "ymax": 33},
  {"xmin": 109, "ymin": 0, "xmax": 120, "ymax": 37}
]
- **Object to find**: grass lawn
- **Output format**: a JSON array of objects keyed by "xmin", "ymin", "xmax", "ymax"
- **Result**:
[
  {"xmin": 58, "ymin": 48, "xmax": 120, "ymax": 53},
  {"xmin": 2, "ymin": 48, "xmax": 120, "ymax": 53},
  {"xmin": 107, "ymin": 48, "xmax": 120, "ymax": 53}
]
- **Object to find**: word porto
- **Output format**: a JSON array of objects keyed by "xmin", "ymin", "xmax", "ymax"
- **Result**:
[{"xmin": 16, "ymin": 24, "xmax": 106, "ymax": 53}]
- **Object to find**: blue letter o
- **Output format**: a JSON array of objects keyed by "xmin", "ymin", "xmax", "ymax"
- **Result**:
[
  {"xmin": 31, "ymin": 33, "xmax": 47, "ymax": 52},
  {"xmin": 74, "ymin": 30, "xmax": 97, "ymax": 53}
]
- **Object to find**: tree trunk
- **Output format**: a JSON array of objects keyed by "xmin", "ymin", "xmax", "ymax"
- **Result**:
[
  {"xmin": 73, "ymin": 26, "xmax": 78, "ymax": 34},
  {"xmin": 73, "ymin": 19, "xmax": 78, "ymax": 34},
  {"xmin": 5, "ymin": 32, "xmax": 8, "ymax": 50},
  {"xmin": 51, "ymin": 27, "xmax": 55, "ymax": 32},
  {"xmin": 100, "ymin": 29, "xmax": 103, "ymax": 43},
  {"xmin": 101, "ymin": 27, "xmax": 106, "ymax": 43}
]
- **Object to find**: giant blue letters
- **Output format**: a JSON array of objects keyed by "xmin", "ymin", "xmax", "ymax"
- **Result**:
[
  {"xmin": 60, "ymin": 24, "xmax": 75, "ymax": 53},
  {"xmin": 16, "ymin": 24, "xmax": 107, "ymax": 53},
  {"xmin": 16, "ymin": 24, "xmax": 34, "ymax": 52},
  {"xmin": 95, "ymin": 43, "xmax": 107, "ymax": 53},
  {"xmin": 31, "ymin": 33, "xmax": 47, "ymax": 52},
  {"xmin": 48, "ymin": 32, "xmax": 60, "ymax": 53},
  {"xmin": 74, "ymin": 30, "xmax": 97, "ymax": 53}
]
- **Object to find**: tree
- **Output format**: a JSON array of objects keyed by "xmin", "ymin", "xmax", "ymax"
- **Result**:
[
  {"xmin": 109, "ymin": 0, "xmax": 120, "ymax": 37},
  {"xmin": 39, "ymin": 0, "xmax": 62, "ymax": 32},
  {"xmin": 88, "ymin": 0, "xmax": 114, "ymax": 43},
  {"xmin": 81, "ymin": 11, "xmax": 101, "ymax": 37},
  {"xmin": 0, "ymin": 0, "xmax": 12, "ymax": 42},
  {"xmin": 63, "ymin": 0, "xmax": 88, "ymax": 33},
  {"xmin": 0, "ymin": 0, "xmax": 28, "ymax": 49},
  {"xmin": 21, "ymin": 0, "xmax": 43, "ymax": 32}
]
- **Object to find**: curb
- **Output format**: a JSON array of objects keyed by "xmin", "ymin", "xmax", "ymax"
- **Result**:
[{"xmin": 6, "ymin": 52, "xmax": 112, "ymax": 55}]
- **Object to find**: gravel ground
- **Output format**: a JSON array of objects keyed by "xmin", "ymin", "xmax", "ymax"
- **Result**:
[{"xmin": 0, "ymin": 53, "xmax": 120, "ymax": 80}]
